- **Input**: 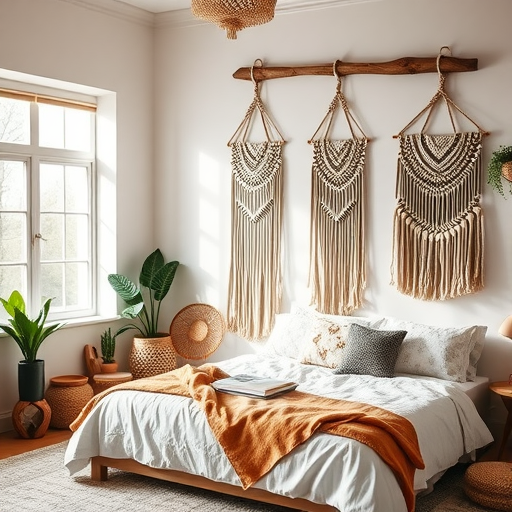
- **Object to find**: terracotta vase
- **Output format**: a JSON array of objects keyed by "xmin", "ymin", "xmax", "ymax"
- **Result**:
[
  {"xmin": 129, "ymin": 335, "xmax": 176, "ymax": 380},
  {"xmin": 12, "ymin": 399, "xmax": 51, "ymax": 439},
  {"xmin": 100, "ymin": 362, "xmax": 119, "ymax": 373}
]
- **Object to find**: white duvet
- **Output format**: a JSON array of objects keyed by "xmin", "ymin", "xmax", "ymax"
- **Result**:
[{"xmin": 65, "ymin": 354, "xmax": 493, "ymax": 512}]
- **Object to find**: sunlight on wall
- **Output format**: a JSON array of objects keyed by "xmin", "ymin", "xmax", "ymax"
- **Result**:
[
  {"xmin": 198, "ymin": 151, "xmax": 222, "ymax": 304},
  {"xmin": 96, "ymin": 94, "xmax": 117, "ymax": 318}
]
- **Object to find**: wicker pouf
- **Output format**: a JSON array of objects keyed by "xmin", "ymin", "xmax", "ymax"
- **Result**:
[
  {"xmin": 464, "ymin": 462, "xmax": 512, "ymax": 512},
  {"xmin": 129, "ymin": 335, "xmax": 176, "ymax": 380},
  {"xmin": 45, "ymin": 375, "xmax": 93, "ymax": 429}
]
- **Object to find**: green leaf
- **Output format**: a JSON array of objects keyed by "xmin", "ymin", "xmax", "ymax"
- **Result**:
[
  {"xmin": 108, "ymin": 274, "xmax": 144, "ymax": 306},
  {"xmin": 121, "ymin": 302, "xmax": 144, "ymax": 319},
  {"xmin": 153, "ymin": 261, "xmax": 180, "ymax": 302},
  {"xmin": 139, "ymin": 248, "xmax": 164, "ymax": 290}
]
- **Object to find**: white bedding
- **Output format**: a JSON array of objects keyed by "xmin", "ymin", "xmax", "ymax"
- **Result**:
[{"xmin": 65, "ymin": 354, "xmax": 493, "ymax": 512}]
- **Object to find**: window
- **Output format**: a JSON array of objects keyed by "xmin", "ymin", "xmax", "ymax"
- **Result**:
[{"xmin": 0, "ymin": 86, "xmax": 97, "ymax": 321}]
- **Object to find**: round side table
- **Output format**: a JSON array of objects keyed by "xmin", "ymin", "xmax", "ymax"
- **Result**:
[
  {"xmin": 489, "ymin": 381, "xmax": 512, "ymax": 460},
  {"xmin": 45, "ymin": 375, "xmax": 94, "ymax": 429}
]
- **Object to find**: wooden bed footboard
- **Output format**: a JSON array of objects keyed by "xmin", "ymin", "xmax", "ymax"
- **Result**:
[{"xmin": 91, "ymin": 456, "xmax": 338, "ymax": 512}]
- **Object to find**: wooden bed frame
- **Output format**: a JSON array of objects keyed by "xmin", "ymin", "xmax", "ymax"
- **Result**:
[{"xmin": 91, "ymin": 456, "xmax": 338, "ymax": 512}]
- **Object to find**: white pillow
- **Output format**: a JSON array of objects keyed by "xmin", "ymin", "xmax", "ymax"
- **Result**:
[
  {"xmin": 290, "ymin": 303, "xmax": 385, "ymax": 330},
  {"xmin": 263, "ymin": 313, "xmax": 311, "ymax": 360},
  {"xmin": 466, "ymin": 325, "xmax": 487, "ymax": 381},
  {"xmin": 379, "ymin": 317, "xmax": 482, "ymax": 383}
]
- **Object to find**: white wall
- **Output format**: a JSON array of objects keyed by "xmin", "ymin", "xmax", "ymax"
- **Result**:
[
  {"xmin": 0, "ymin": 0, "xmax": 511, "ymax": 435},
  {"xmin": 154, "ymin": 0, "xmax": 512, "ymax": 433}
]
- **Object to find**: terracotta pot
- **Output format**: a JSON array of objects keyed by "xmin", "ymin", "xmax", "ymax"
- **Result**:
[
  {"xmin": 129, "ymin": 334, "xmax": 176, "ymax": 380},
  {"xmin": 100, "ymin": 362, "xmax": 119, "ymax": 373}
]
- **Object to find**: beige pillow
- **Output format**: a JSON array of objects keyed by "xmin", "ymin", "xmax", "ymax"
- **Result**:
[{"xmin": 299, "ymin": 316, "xmax": 353, "ymax": 368}]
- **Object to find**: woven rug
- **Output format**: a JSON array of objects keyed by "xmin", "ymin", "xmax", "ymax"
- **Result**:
[{"xmin": 0, "ymin": 442, "xmax": 498, "ymax": 512}]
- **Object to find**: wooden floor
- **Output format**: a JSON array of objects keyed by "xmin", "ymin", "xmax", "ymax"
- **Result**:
[
  {"xmin": 0, "ymin": 428, "xmax": 73, "ymax": 459},
  {"xmin": 0, "ymin": 427, "xmax": 511, "ymax": 462}
]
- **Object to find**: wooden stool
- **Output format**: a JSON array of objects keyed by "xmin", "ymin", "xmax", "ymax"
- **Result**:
[
  {"xmin": 464, "ymin": 461, "xmax": 512, "ymax": 512},
  {"xmin": 45, "ymin": 375, "xmax": 94, "ymax": 429},
  {"xmin": 92, "ymin": 372, "xmax": 133, "ymax": 394},
  {"xmin": 84, "ymin": 345, "xmax": 133, "ymax": 394}
]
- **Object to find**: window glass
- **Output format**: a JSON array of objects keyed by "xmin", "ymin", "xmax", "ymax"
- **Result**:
[
  {"xmin": 39, "ymin": 104, "xmax": 92, "ymax": 151},
  {"xmin": 0, "ymin": 85, "xmax": 96, "ymax": 320},
  {"xmin": 0, "ymin": 97, "xmax": 30, "ymax": 144}
]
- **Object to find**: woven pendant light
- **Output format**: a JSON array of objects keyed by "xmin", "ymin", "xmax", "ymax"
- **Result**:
[{"xmin": 191, "ymin": 0, "xmax": 277, "ymax": 40}]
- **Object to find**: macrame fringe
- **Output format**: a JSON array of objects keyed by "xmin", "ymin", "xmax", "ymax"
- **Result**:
[
  {"xmin": 309, "ymin": 139, "xmax": 367, "ymax": 315},
  {"xmin": 227, "ymin": 141, "xmax": 283, "ymax": 339},
  {"xmin": 391, "ymin": 133, "xmax": 484, "ymax": 300}
]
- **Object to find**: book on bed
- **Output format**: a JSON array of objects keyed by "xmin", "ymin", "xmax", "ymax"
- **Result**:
[{"xmin": 211, "ymin": 374, "xmax": 298, "ymax": 398}]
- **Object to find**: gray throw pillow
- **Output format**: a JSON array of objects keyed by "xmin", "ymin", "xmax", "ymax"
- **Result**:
[{"xmin": 333, "ymin": 323, "xmax": 407, "ymax": 378}]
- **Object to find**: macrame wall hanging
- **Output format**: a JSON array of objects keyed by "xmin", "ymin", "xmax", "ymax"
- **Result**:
[
  {"xmin": 226, "ymin": 60, "xmax": 285, "ymax": 340},
  {"xmin": 391, "ymin": 47, "xmax": 488, "ymax": 301},
  {"xmin": 308, "ymin": 62, "xmax": 368, "ymax": 316}
]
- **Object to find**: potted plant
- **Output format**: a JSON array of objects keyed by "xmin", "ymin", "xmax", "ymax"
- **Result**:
[
  {"xmin": 108, "ymin": 248, "xmax": 180, "ymax": 379},
  {"xmin": 0, "ymin": 290, "xmax": 65, "ymax": 438},
  {"xmin": 487, "ymin": 145, "xmax": 512, "ymax": 197},
  {"xmin": 99, "ymin": 327, "xmax": 118, "ymax": 373}
]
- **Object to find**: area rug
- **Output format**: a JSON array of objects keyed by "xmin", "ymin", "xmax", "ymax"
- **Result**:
[{"xmin": 0, "ymin": 442, "xmax": 497, "ymax": 512}]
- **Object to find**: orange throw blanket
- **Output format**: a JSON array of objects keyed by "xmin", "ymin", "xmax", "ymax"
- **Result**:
[{"xmin": 71, "ymin": 364, "xmax": 425, "ymax": 512}]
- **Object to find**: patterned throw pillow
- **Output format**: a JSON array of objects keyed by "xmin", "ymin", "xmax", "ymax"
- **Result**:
[
  {"xmin": 299, "ymin": 317, "xmax": 352, "ymax": 368},
  {"xmin": 379, "ymin": 317, "xmax": 483, "ymax": 383},
  {"xmin": 334, "ymin": 324, "xmax": 407, "ymax": 378}
]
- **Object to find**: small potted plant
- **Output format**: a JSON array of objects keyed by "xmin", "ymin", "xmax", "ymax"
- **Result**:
[
  {"xmin": 0, "ymin": 290, "xmax": 65, "ymax": 438},
  {"xmin": 99, "ymin": 327, "xmax": 124, "ymax": 373},
  {"xmin": 487, "ymin": 145, "xmax": 512, "ymax": 197}
]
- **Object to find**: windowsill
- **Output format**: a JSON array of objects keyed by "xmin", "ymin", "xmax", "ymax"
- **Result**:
[{"xmin": 0, "ymin": 315, "xmax": 122, "ymax": 337}]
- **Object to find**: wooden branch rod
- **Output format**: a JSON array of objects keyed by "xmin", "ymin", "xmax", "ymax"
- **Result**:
[{"xmin": 233, "ymin": 57, "xmax": 478, "ymax": 81}]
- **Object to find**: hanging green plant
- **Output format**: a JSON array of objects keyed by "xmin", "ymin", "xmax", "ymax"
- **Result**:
[{"xmin": 487, "ymin": 145, "xmax": 512, "ymax": 197}]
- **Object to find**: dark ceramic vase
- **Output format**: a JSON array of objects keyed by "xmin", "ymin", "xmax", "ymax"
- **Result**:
[{"xmin": 18, "ymin": 359, "xmax": 45, "ymax": 402}]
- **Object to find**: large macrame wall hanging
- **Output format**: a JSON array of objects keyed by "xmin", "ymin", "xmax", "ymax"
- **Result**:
[
  {"xmin": 391, "ymin": 47, "xmax": 488, "ymax": 301},
  {"xmin": 226, "ymin": 60, "xmax": 285, "ymax": 340},
  {"xmin": 308, "ymin": 62, "xmax": 368, "ymax": 316}
]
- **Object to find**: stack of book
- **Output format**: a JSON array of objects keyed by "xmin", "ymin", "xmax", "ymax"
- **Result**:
[{"xmin": 212, "ymin": 374, "xmax": 298, "ymax": 399}]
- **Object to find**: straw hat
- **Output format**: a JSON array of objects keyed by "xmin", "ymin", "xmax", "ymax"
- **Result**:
[{"xmin": 170, "ymin": 304, "xmax": 225, "ymax": 360}]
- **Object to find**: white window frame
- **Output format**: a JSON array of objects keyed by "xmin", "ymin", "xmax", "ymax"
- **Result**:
[{"xmin": 0, "ymin": 73, "xmax": 117, "ymax": 324}]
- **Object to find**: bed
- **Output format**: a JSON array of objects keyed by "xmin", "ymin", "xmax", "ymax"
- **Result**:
[{"xmin": 64, "ymin": 308, "xmax": 494, "ymax": 512}]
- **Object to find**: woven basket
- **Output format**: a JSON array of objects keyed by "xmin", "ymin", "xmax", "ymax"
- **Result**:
[
  {"xmin": 502, "ymin": 161, "xmax": 512, "ymax": 182},
  {"xmin": 129, "ymin": 335, "xmax": 176, "ymax": 380},
  {"xmin": 191, "ymin": 0, "xmax": 277, "ymax": 39},
  {"xmin": 170, "ymin": 304, "xmax": 225, "ymax": 360},
  {"xmin": 464, "ymin": 461, "xmax": 512, "ymax": 512},
  {"xmin": 45, "ymin": 375, "xmax": 93, "ymax": 429}
]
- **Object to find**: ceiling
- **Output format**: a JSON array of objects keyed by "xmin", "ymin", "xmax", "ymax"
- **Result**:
[
  {"xmin": 115, "ymin": 0, "xmax": 189, "ymax": 12},
  {"xmin": 113, "ymin": 0, "xmax": 333, "ymax": 14}
]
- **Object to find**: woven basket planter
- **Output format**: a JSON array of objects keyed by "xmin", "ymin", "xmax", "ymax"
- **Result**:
[
  {"xmin": 129, "ymin": 335, "xmax": 176, "ymax": 380},
  {"xmin": 502, "ymin": 161, "xmax": 512, "ymax": 182},
  {"xmin": 464, "ymin": 461, "xmax": 512, "ymax": 512}
]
